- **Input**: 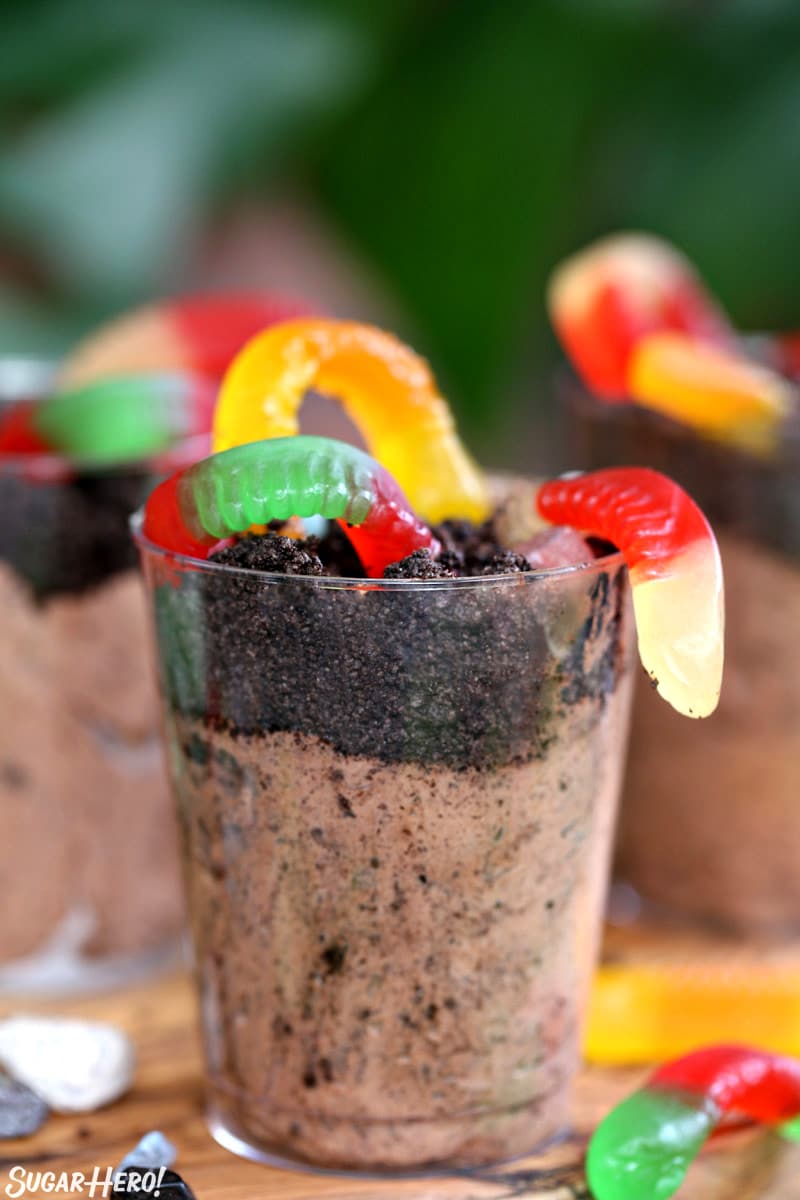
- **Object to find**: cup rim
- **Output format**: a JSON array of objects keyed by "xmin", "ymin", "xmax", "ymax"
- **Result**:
[{"xmin": 130, "ymin": 510, "xmax": 626, "ymax": 592}]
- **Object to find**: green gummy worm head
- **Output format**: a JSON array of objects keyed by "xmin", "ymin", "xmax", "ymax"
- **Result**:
[
  {"xmin": 36, "ymin": 374, "xmax": 192, "ymax": 462},
  {"xmin": 184, "ymin": 435, "xmax": 380, "ymax": 540},
  {"xmin": 587, "ymin": 1087, "xmax": 718, "ymax": 1200}
]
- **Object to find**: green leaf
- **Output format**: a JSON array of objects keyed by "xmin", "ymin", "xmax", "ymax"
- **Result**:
[{"xmin": 0, "ymin": 1, "xmax": 370, "ymax": 298}]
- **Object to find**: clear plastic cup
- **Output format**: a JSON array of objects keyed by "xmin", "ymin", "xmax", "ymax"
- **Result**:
[
  {"xmin": 134, "ymin": 478, "xmax": 635, "ymax": 1171},
  {"xmin": 564, "ymin": 376, "xmax": 800, "ymax": 935},
  {"xmin": 0, "ymin": 361, "xmax": 207, "ymax": 990}
]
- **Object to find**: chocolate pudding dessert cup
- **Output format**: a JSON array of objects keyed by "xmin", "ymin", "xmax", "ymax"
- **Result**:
[
  {"xmin": 0, "ymin": 361, "xmax": 202, "ymax": 990},
  {"xmin": 564, "ymin": 377, "xmax": 800, "ymax": 935},
  {"xmin": 135, "ymin": 478, "xmax": 635, "ymax": 1172}
]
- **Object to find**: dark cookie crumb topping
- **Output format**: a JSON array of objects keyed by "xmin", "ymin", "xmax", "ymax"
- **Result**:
[
  {"xmin": 383, "ymin": 549, "xmax": 456, "ymax": 580},
  {"xmin": 214, "ymin": 534, "xmax": 324, "ymax": 576},
  {"xmin": 1, "ymin": 468, "xmax": 155, "ymax": 599},
  {"xmin": 156, "ymin": 508, "xmax": 627, "ymax": 769},
  {"xmin": 208, "ymin": 515, "xmax": 531, "ymax": 580},
  {"xmin": 480, "ymin": 551, "xmax": 532, "ymax": 576}
]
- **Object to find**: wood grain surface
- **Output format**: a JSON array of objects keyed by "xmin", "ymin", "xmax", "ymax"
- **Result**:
[{"xmin": 1, "ymin": 954, "xmax": 798, "ymax": 1199}]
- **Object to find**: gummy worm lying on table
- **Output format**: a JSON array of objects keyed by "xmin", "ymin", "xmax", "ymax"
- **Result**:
[
  {"xmin": 57, "ymin": 293, "xmax": 312, "ymax": 390},
  {"xmin": 587, "ymin": 1044, "xmax": 800, "ymax": 1200},
  {"xmin": 211, "ymin": 317, "xmax": 490, "ymax": 523},
  {"xmin": 142, "ymin": 434, "xmax": 440, "ymax": 578},
  {"xmin": 586, "ymin": 961, "xmax": 800, "ymax": 1066},
  {"xmin": 536, "ymin": 467, "xmax": 724, "ymax": 718}
]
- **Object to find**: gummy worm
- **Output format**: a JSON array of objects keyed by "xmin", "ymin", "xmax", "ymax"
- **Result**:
[
  {"xmin": 211, "ymin": 318, "xmax": 490, "ymax": 523},
  {"xmin": 587, "ymin": 1044, "xmax": 800, "ymax": 1200},
  {"xmin": 548, "ymin": 233, "xmax": 732, "ymax": 398},
  {"xmin": 30, "ymin": 373, "xmax": 217, "ymax": 464},
  {"xmin": 0, "ymin": 400, "xmax": 51, "ymax": 455},
  {"xmin": 142, "ymin": 434, "xmax": 440, "ymax": 578},
  {"xmin": 627, "ymin": 332, "xmax": 793, "ymax": 457},
  {"xmin": 549, "ymin": 234, "xmax": 792, "ymax": 451},
  {"xmin": 587, "ymin": 962, "xmax": 800, "ymax": 1066},
  {"xmin": 536, "ymin": 467, "xmax": 724, "ymax": 718},
  {"xmin": 58, "ymin": 293, "xmax": 312, "ymax": 391}
]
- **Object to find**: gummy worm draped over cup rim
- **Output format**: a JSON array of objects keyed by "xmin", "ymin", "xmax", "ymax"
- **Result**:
[
  {"xmin": 548, "ymin": 232, "xmax": 793, "ymax": 453},
  {"xmin": 626, "ymin": 332, "xmax": 793, "ymax": 457},
  {"xmin": 57, "ymin": 293, "xmax": 312, "ymax": 391},
  {"xmin": 536, "ymin": 467, "xmax": 724, "ymax": 718},
  {"xmin": 587, "ymin": 1044, "xmax": 800, "ymax": 1200},
  {"xmin": 547, "ymin": 232, "xmax": 733, "ymax": 399},
  {"xmin": 211, "ymin": 318, "xmax": 491, "ymax": 524},
  {"xmin": 142, "ymin": 434, "xmax": 440, "ymax": 579}
]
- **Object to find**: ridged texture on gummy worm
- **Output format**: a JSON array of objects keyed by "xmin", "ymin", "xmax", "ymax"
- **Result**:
[{"xmin": 537, "ymin": 467, "xmax": 723, "ymax": 718}]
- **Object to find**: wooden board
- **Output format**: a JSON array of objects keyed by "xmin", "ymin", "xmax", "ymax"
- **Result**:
[{"xmin": 1, "ymin": 963, "xmax": 798, "ymax": 1199}]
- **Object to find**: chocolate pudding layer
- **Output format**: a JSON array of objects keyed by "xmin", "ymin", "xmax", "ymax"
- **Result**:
[
  {"xmin": 0, "ymin": 460, "xmax": 184, "ymax": 977},
  {"xmin": 565, "ymin": 380, "xmax": 800, "ymax": 933},
  {"xmin": 142, "ymin": 483, "xmax": 635, "ymax": 1170}
]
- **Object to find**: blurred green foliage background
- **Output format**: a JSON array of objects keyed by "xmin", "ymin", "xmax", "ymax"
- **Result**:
[{"xmin": 2, "ymin": 0, "xmax": 799, "ymax": 467}]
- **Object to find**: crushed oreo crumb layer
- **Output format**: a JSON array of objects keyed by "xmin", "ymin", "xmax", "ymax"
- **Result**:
[
  {"xmin": 213, "ymin": 535, "xmax": 324, "ymax": 576},
  {"xmin": 383, "ymin": 549, "xmax": 456, "ymax": 580},
  {"xmin": 154, "ymin": 514, "xmax": 627, "ymax": 770},
  {"xmin": 0, "ymin": 468, "xmax": 155, "ymax": 599},
  {"xmin": 212, "ymin": 515, "xmax": 533, "ymax": 580},
  {"xmin": 432, "ymin": 518, "xmax": 512, "ymax": 576},
  {"xmin": 316, "ymin": 522, "xmax": 364, "ymax": 577},
  {"xmin": 480, "ymin": 551, "xmax": 532, "ymax": 576}
]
